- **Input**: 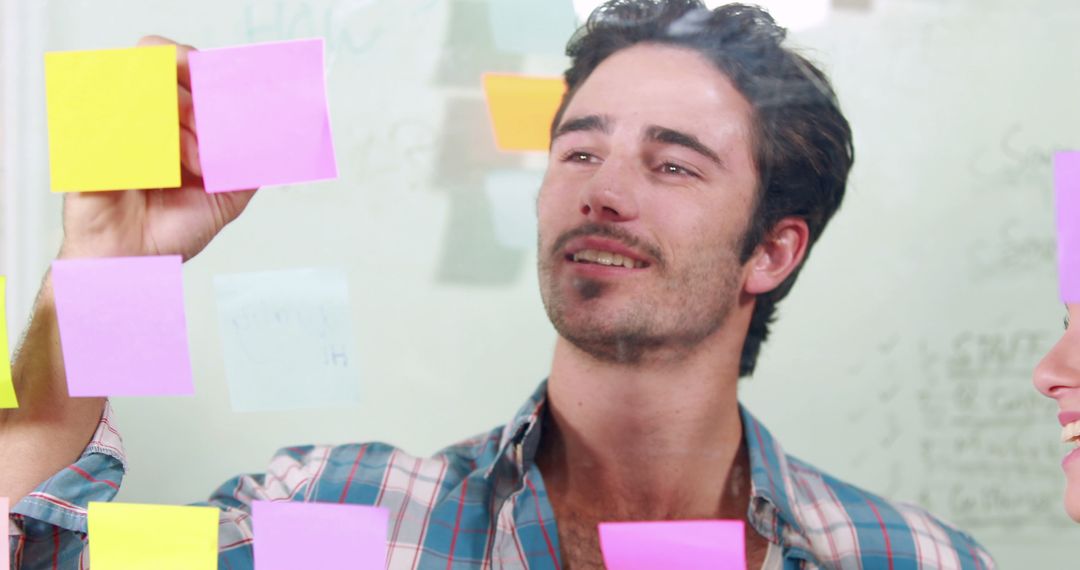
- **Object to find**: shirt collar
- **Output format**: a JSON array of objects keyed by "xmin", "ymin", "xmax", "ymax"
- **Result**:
[
  {"xmin": 486, "ymin": 381, "xmax": 807, "ymax": 541},
  {"xmin": 484, "ymin": 380, "xmax": 548, "ymax": 481},
  {"xmin": 739, "ymin": 404, "xmax": 807, "ymax": 541}
]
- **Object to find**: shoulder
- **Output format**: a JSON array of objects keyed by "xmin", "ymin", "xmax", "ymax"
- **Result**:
[
  {"xmin": 234, "ymin": 425, "xmax": 506, "ymax": 505},
  {"xmin": 783, "ymin": 456, "xmax": 996, "ymax": 569}
]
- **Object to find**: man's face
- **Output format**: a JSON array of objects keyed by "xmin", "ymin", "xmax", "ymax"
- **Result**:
[{"xmin": 537, "ymin": 43, "xmax": 760, "ymax": 364}]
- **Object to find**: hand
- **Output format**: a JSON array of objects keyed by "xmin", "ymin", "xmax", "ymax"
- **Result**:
[{"xmin": 58, "ymin": 35, "xmax": 256, "ymax": 261}]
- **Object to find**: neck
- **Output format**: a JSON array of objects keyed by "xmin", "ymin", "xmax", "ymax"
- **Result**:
[{"xmin": 537, "ymin": 323, "xmax": 750, "ymax": 520}]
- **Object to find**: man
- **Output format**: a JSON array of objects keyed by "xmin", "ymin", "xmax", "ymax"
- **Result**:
[{"xmin": 1, "ymin": 1, "xmax": 994, "ymax": 568}]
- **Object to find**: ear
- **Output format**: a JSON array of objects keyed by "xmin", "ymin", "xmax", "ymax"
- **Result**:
[{"xmin": 743, "ymin": 217, "xmax": 810, "ymax": 295}]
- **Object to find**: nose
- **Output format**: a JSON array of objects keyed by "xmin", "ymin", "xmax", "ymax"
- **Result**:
[
  {"xmin": 578, "ymin": 157, "xmax": 640, "ymax": 223},
  {"xmin": 1033, "ymin": 332, "xmax": 1080, "ymax": 400}
]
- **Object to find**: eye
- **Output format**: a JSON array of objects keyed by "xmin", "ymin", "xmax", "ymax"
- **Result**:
[
  {"xmin": 561, "ymin": 150, "xmax": 599, "ymax": 164},
  {"xmin": 658, "ymin": 162, "xmax": 698, "ymax": 178}
]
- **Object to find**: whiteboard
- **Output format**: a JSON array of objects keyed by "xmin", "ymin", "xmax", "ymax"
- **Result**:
[{"xmin": 2, "ymin": 0, "xmax": 1078, "ymax": 567}]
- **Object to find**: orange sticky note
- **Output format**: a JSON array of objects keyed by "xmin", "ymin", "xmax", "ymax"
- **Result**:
[{"xmin": 482, "ymin": 73, "xmax": 566, "ymax": 152}]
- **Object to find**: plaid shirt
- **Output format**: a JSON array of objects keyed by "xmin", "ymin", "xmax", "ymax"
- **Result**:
[{"xmin": 9, "ymin": 381, "xmax": 995, "ymax": 569}]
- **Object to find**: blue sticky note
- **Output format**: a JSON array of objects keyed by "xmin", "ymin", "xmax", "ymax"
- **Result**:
[
  {"xmin": 488, "ymin": 0, "xmax": 579, "ymax": 56},
  {"xmin": 213, "ymin": 268, "xmax": 359, "ymax": 412},
  {"xmin": 485, "ymin": 170, "xmax": 541, "ymax": 250}
]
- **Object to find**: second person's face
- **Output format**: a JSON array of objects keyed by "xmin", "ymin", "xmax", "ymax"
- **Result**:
[{"xmin": 1033, "ymin": 304, "xmax": 1080, "ymax": 521}]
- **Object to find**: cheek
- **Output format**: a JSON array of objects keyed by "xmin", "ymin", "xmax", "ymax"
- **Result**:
[
  {"xmin": 535, "ymin": 189, "xmax": 557, "ymax": 234},
  {"xmin": 1066, "ymin": 473, "xmax": 1080, "ymax": 522},
  {"xmin": 536, "ymin": 185, "xmax": 573, "ymax": 249},
  {"xmin": 651, "ymin": 200, "xmax": 738, "ymax": 255},
  {"xmin": 537, "ymin": 183, "xmax": 558, "ymax": 216}
]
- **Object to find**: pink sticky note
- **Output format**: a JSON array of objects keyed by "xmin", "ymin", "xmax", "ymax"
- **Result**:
[
  {"xmin": 188, "ymin": 38, "xmax": 337, "ymax": 193},
  {"xmin": 599, "ymin": 520, "xmax": 746, "ymax": 570},
  {"xmin": 2, "ymin": 496, "xmax": 9, "ymax": 570},
  {"xmin": 1055, "ymin": 152, "xmax": 1080, "ymax": 303},
  {"xmin": 52, "ymin": 256, "xmax": 193, "ymax": 397},
  {"xmin": 253, "ymin": 501, "xmax": 388, "ymax": 570}
]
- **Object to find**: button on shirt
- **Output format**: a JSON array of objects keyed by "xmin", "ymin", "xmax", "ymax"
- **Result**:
[{"xmin": 8, "ymin": 381, "xmax": 996, "ymax": 569}]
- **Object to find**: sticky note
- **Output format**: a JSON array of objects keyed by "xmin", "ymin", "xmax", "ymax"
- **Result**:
[
  {"xmin": 44, "ymin": 45, "xmax": 180, "ymax": 192},
  {"xmin": 485, "ymin": 170, "xmax": 541, "ymax": 249},
  {"xmin": 489, "ymin": 0, "xmax": 578, "ymax": 56},
  {"xmin": 1, "ymin": 497, "xmax": 9, "ymax": 570},
  {"xmin": 88, "ymin": 502, "xmax": 218, "ymax": 569},
  {"xmin": 482, "ymin": 74, "xmax": 566, "ymax": 152},
  {"xmin": 599, "ymin": 520, "xmax": 746, "ymax": 570},
  {"xmin": 0, "ymin": 278, "xmax": 16, "ymax": 408},
  {"xmin": 52, "ymin": 256, "xmax": 193, "ymax": 397},
  {"xmin": 213, "ymin": 268, "xmax": 359, "ymax": 412},
  {"xmin": 188, "ymin": 38, "xmax": 338, "ymax": 193},
  {"xmin": 253, "ymin": 501, "xmax": 389, "ymax": 569},
  {"xmin": 1055, "ymin": 152, "xmax": 1080, "ymax": 302}
]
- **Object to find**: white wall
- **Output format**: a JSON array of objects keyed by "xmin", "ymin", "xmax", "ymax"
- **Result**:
[
  {"xmin": 2, "ymin": 0, "xmax": 51, "ymax": 343},
  {"xmin": 2, "ymin": 0, "xmax": 1078, "ymax": 566}
]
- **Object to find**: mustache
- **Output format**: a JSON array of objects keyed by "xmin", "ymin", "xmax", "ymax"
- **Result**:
[{"xmin": 549, "ymin": 223, "xmax": 664, "ymax": 265}]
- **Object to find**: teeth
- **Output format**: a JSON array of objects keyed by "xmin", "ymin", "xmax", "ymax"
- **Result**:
[
  {"xmin": 572, "ymin": 249, "xmax": 646, "ymax": 269},
  {"xmin": 1061, "ymin": 421, "xmax": 1080, "ymax": 444}
]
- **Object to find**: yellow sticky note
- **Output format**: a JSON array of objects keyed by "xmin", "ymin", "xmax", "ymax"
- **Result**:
[
  {"xmin": 482, "ymin": 73, "xmax": 566, "ymax": 152},
  {"xmin": 0, "ymin": 277, "xmax": 15, "ymax": 409},
  {"xmin": 45, "ymin": 45, "xmax": 180, "ymax": 192},
  {"xmin": 88, "ymin": 502, "xmax": 218, "ymax": 569}
]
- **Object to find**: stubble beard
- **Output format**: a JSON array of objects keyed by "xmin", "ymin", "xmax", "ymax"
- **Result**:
[{"xmin": 539, "ymin": 242, "xmax": 742, "ymax": 366}]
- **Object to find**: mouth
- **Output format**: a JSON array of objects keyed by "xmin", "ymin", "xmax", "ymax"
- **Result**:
[
  {"xmin": 561, "ymin": 235, "xmax": 655, "ymax": 273},
  {"xmin": 567, "ymin": 248, "xmax": 649, "ymax": 269},
  {"xmin": 1062, "ymin": 420, "xmax": 1080, "ymax": 447}
]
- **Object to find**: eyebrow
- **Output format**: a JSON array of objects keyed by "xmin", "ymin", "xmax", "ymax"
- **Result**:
[
  {"xmin": 644, "ymin": 125, "xmax": 724, "ymax": 169},
  {"xmin": 552, "ymin": 114, "xmax": 613, "ymax": 141},
  {"xmin": 552, "ymin": 112, "xmax": 613, "ymax": 140},
  {"xmin": 552, "ymin": 115, "xmax": 725, "ymax": 170}
]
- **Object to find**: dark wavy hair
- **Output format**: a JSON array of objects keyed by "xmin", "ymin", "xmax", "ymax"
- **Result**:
[{"xmin": 551, "ymin": 0, "xmax": 855, "ymax": 376}]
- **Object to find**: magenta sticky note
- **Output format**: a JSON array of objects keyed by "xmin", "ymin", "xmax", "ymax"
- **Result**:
[
  {"xmin": 188, "ymin": 38, "xmax": 337, "ymax": 193},
  {"xmin": 52, "ymin": 256, "xmax": 193, "ymax": 397},
  {"xmin": 1055, "ymin": 152, "xmax": 1080, "ymax": 303},
  {"xmin": 252, "ymin": 501, "xmax": 388, "ymax": 570},
  {"xmin": 599, "ymin": 520, "xmax": 745, "ymax": 570}
]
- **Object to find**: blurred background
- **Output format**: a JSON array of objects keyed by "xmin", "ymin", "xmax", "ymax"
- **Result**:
[{"xmin": 2, "ymin": 0, "xmax": 1078, "ymax": 566}]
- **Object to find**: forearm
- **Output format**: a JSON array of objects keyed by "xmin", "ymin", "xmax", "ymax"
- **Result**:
[
  {"xmin": 0, "ymin": 34, "xmax": 248, "ymax": 509},
  {"xmin": 0, "ymin": 273, "xmax": 106, "ymax": 502}
]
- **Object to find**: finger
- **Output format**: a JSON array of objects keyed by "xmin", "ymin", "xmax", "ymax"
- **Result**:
[
  {"xmin": 214, "ymin": 187, "xmax": 259, "ymax": 224},
  {"xmin": 136, "ymin": 34, "xmax": 177, "ymax": 47},
  {"xmin": 177, "ymin": 85, "xmax": 195, "ymax": 134},
  {"xmin": 174, "ymin": 44, "xmax": 196, "ymax": 91},
  {"xmin": 180, "ymin": 125, "xmax": 202, "ymax": 179},
  {"xmin": 135, "ymin": 36, "xmax": 195, "ymax": 90}
]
